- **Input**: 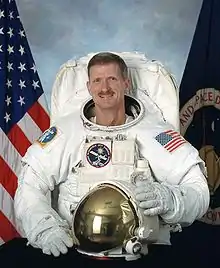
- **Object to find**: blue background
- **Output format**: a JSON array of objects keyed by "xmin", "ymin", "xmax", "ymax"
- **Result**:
[{"xmin": 16, "ymin": 0, "xmax": 203, "ymax": 108}]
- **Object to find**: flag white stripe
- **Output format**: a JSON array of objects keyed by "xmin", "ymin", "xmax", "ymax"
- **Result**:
[
  {"xmin": 17, "ymin": 112, "xmax": 42, "ymax": 143},
  {"xmin": 165, "ymin": 136, "xmax": 182, "ymax": 149},
  {"xmin": 0, "ymin": 184, "xmax": 16, "ymax": 228},
  {"xmin": 0, "ymin": 237, "xmax": 4, "ymax": 246},
  {"xmin": 0, "ymin": 128, "xmax": 22, "ymax": 177},
  {"xmin": 38, "ymin": 95, "xmax": 50, "ymax": 114},
  {"xmin": 169, "ymin": 141, "xmax": 186, "ymax": 152},
  {"xmin": 166, "ymin": 139, "xmax": 185, "ymax": 151}
]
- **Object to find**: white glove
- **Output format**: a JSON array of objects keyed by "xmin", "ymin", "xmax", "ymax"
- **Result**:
[
  {"xmin": 134, "ymin": 180, "xmax": 174, "ymax": 216},
  {"xmin": 40, "ymin": 226, "xmax": 74, "ymax": 257}
]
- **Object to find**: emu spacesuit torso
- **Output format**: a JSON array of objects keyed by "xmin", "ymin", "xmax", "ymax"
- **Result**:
[{"xmin": 14, "ymin": 91, "xmax": 209, "ymax": 249}]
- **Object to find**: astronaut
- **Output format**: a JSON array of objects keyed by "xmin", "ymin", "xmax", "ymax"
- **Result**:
[{"xmin": 7, "ymin": 52, "xmax": 209, "ymax": 267}]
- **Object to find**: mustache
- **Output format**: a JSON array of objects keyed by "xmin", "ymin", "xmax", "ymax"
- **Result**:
[{"xmin": 98, "ymin": 90, "xmax": 114, "ymax": 96}]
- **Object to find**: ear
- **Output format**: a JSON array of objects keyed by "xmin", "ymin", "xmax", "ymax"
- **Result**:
[
  {"xmin": 125, "ymin": 78, "xmax": 130, "ymax": 88},
  {"xmin": 87, "ymin": 81, "xmax": 92, "ymax": 95},
  {"xmin": 124, "ymin": 78, "xmax": 131, "ymax": 94}
]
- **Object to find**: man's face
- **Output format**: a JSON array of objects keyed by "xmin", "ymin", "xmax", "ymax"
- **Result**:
[{"xmin": 87, "ymin": 63, "xmax": 130, "ymax": 110}]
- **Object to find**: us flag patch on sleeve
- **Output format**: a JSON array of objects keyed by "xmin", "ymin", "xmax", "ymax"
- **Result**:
[{"xmin": 155, "ymin": 130, "xmax": 187, "ymax": 153}]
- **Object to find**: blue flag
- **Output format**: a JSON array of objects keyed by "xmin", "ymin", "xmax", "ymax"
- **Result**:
[{"xmin": 179, "ymin": 0, "xmax": 220, "ymax": 225}]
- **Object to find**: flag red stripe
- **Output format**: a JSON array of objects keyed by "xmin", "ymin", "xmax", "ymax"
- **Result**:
[
  {"xmin": 166, "ymin": 139, "xmax": 186, "ymax": 151},
  {"xmin": 165, "ymin": 130, "xmax": 180, "ymax": 137},
  {"xmin": 163, "ymin": 129, "xmax": 186, "ymax": 152},
  {"xmin": 0, "ymin": 157, "xmax": 18, "ymax": 198},
  {"xmin": 165, "ymin": 130, "xmax": 175, "ymax": 134},
  {"xmin": 7, "ymin": 124, "xmax": 32, "ymax": 157},
  {"xmin": 169, "ymin": 141, "xmax": 187, "ymax": 153},
  {"xmin": 165, "ymin": 137, "xmax": 184, "ymax": 150},
  {"xmin": 0, "ymin": 212, "xmax": 20, "ymax": 242},
  {"xmin": 28, "ymin": 101, "xmax": 50, "ymax": 132}
]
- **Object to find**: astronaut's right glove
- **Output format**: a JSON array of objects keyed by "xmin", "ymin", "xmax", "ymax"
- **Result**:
[
  {"xmin": 134, "ymin": 180, "xmax": 174, "ymax": 217},
  {"xmin": 39, "ymin": 226, "xmax": 74, "ymax": 257}
]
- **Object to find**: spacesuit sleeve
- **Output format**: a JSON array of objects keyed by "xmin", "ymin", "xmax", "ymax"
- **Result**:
[
  {"xmin": 159, "ymin": 145, "xmax": 210, "ymax": 226},
  {"xmin": 139, "ymin": 128, "xmax": 210, "ymax": 226},
  {"xmin": 14, "ymin": 127, "xmax": 71, "ymax": 246}
]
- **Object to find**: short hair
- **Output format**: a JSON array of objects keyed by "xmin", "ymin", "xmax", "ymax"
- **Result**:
[{"xmin": 87, "ymin": 52, "xmax": 128, "ymax": 79}]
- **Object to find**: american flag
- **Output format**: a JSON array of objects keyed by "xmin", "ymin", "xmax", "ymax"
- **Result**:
[
  {"xmin": 0, "ymin": 0, "xmax": 50, "ymax": 245},
  {"xmin": 155, "ymin": 130, "xmax": 187, "ymax": 153}
]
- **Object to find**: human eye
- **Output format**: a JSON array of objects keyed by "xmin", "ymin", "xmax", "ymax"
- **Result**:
[
  {"xmin": 93, "ymin": 78, "xmax": 101, "ymax": 83},
  {"xmin": 109, "ymin": 76, "xmax": 117, "ymax": 81}
]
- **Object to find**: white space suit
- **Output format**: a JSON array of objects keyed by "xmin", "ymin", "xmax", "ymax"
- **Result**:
[{"xmin": 14, "ymin": 89, "xmax": 209, "ymax": 253}]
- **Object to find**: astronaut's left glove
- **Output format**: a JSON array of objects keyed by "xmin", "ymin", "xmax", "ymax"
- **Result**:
[{"xmin": 134, "ymin": 180, "xmax": 174, "ymax": 216}]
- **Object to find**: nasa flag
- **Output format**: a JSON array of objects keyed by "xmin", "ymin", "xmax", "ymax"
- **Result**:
[{"xmin": 179, "ymin": 0, "xmax": 220, "ymax": 225}]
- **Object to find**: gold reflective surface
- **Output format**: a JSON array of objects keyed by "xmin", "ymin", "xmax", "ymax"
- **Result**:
[{"xmin": 73, "ymin": 185, "xmax": 139, "ymax": 252}]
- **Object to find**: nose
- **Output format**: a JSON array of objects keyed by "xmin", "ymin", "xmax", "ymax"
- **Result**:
[{"xmin": 100, "ymin": 79, "xmax": 110, "ymax": 92}]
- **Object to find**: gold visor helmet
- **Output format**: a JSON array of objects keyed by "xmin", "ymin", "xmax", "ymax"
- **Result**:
[{"xmin": 71, "ymin": 180, "xmax": 159, "ymax": 261}]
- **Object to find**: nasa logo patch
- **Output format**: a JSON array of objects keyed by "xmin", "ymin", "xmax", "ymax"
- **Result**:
[
  {"xmin": 180, "ymin": 88, "xmax": 220, "ymax": 224},
  {"xmin": 86, "ymin": 143, "xmax": 111, "ymax": 168},
  {"xmin": 37, "ymin": 126, "xmax": 57, "ymax": 147}
]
